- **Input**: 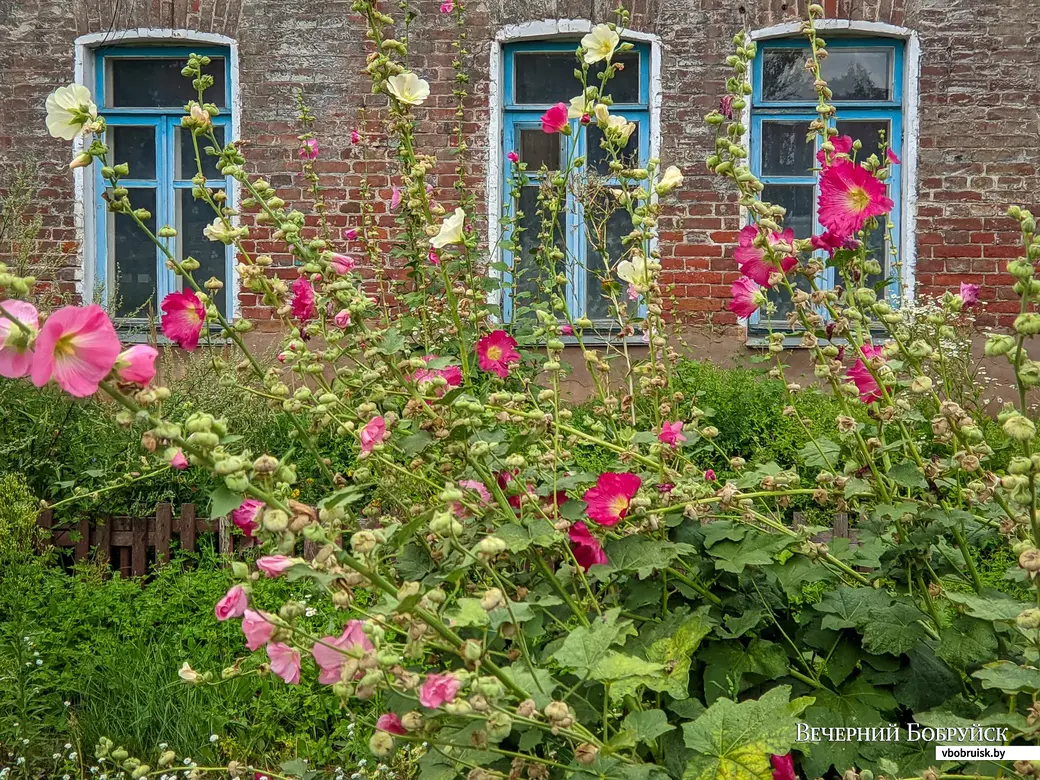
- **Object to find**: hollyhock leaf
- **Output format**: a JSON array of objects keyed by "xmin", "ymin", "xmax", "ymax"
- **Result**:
[
  {"xmin": 707, "ymin": 533, "xmax": 790, "ymax": 574},
  {"xmin": 701, "ymin": 639, "xmax": 790, "ymax": 704},
  {"xmin": 943, "ymin": 589, "xmax": 1025, "ymax": 622},
  {"xmin": 813, "ymin": 586, "xmax": 893, "ymax": 631},
  {"xmin": 445, "ymin": 598, "xmax": 489, "ymax": 628},
  {"xmin": 796, "ymin": 438, "xmax": 841, "ymax": 469},
  {"xmin": 602, "ymin": 537, "xmax": 696, "ymax": 579},
  {"xmin": 591, "ymin": 651, "xmax": 666, "ymax": 699},
  {"xmin": 501, "ymin": 664, "xmax": 558, "ymax": 710},
  {"xmin": 806, "ymin": 676, "xmax": 897, "ymax": 727},
  {"xmin": 860, "ymin": 602, "xmax": 929, "ymax": 655},
  {"xmin": 681, "ymin": 686, "xmax": 812, "ymax": 780},
  {"xmin": 623, "ymin": 709, "xmax": 676, "ymax": 745},
  {"xmin": 886, "ymin": 461, "xmax": 928, "ymax": 490},
  {"xmin": 643, "ymin": 616, "xmax": 714, "ymax": 700},
  {"xmin": 716, "ymin": 608, "xmax": 766, "ymax": 640},
  {"xmin": 702, "ymin": 521, "xmax": 746, "ymax": 548},
  {"xmin": 209, "ymin": 485, "xmax": 245, "ymax": 518},
  {"xmin": 399, "ymin": 430, "xmax": 434, "ymax": 455},
  {"xmin": 495, "ymin": 522, "xmax": 558, "ymax": 552},
  {"xmin": 488, "ymin": 600, "xmax": 535, "ymax": 630},
  {"xmin": 396, "ymin": 542, "xmax": 435, "ymax": 580},
  {"xmin": 552, "ymin": 608, "xmax": 634, "ymax": 676},
  {"xmin": 842, "ymin": 477, "xmax": 874, "ymax": 498}
]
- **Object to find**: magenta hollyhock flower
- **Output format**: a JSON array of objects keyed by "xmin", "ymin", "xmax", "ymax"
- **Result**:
[
  {"xmin": 232, "ymin": 498, "xmax": 263, "ymax": 538},
  {"xmin": 816, "ymin": 135, "xmax": 854, "ymax": 167},
  {"xmin": 351, "ymin": 129, "xmax": 361, "ymax": 145},
  {"xmin": 299, "ymin": 139, "xmax": 319, "ymax": 160},
  {"xmin": 719, "ymin": 95, "xmax": 734, "ymax": 119},
  {"xmin": 887, "ymin": 147, "xmax": 901, "ymax": 165},
  {"xmin": 267, "ymin": 642, "xmax": 301, "ymax": 684},
  {"xmin": 658, "ymin": 421, "xmax": 686, "ymax": 449},
  {"xmin": 376, "ymin": 713, "xmax": 407, "ymax": 735},
  {"xmin": 114, "ymin": 344, "xmax": 158, "ymax": 385},
  {"xmin": 960, "ymin": 281, "xmax": 980, "ymax": 308},
  {"xmin": 0, "ymin": 300, "xmax": 38, "ymax": 379},
  {"xmin": 818, "ymin": 161, "xmax": 894, "ymax": 240},
  {"xmin": 169, "ymin": 449, "xmax": 189, "ymax": 470},
  {"xmin": 705, "ymin": 469, "xmax": 717, "ymax": 482},
  {"xmin": 410, "ymin": 355, "xmax": 463, "ymax": 396},
  {"xmin": 215, "ymin": 584, "xmax": 248, "ymax": 621},
  {"xmin": 540, "ymin": 103, "xmax": 569, "ymax": 134},
  {"xmin": 390, "ymin": 186, "xmax": 402, "ymax": 210},
  {"xmin": 360, "ymin": 416, "xmax": 386, "ymax": 454},
  {"xmin": 31, "ymin": 304, "xmax": 120, "ymax": 397},
  {"xmin": 419, "ymin": 672, "xmax": 462, "ymax": 708},
  {"xmin": 810, "ymin": 231, "xmax": 845, "ymax": 257},
  {"xmin": 291, "ymin": 277, "xmax": 317, "ymax": 322},
  {"xmin": 658, "ymin": 483, "xmax": 674, "ymax": 493},
  {"xmin": 329, "ymin": 254, "xmax": 356, "ymax": 275},
  {"xmin": 477, "ymin": 330, "xmax": 520, "ymax": 379},
  {"xmin": 313, "ymin": 620, "xmax": 373, "ymax": 684},
  {"xmin": 770, "ymin": 754, "xmax": 796, "ymax": 780},
  {"xmin": 560, "ymin": 324, "xmax": 573, "ymax": 336},
  {"xmin": 846, "ymin": 343, "xmax": 885, "ymax": 403},
  {"xmin": 569, "ymin": 521, "xmax": 608, "ymax": 571},
  {"xmin": 507, "ymin": 151, "xmax": 519, "ymax": 163},
  {"xmin": 440, "ymin": 0, "xmax": 454, "ymax": 12},
  {"xmin": 735, "ymin": 225, "xmax": 797, "ymax": 288},
  {"xmin": 345, "ymin": 228, "xmax": 359, "ymax": 241},
  {"xmin": 333, "ymin": 310, "xmax": 351, "ymax": 328},
  {"xmin": 455, "ymin": 479, "xmax": 492, "ymax": 516},
  {"xmin": 583, "ymin": 472, "xmax": 642, "ymax": 527},
  {"xmin": 160, "ymin": 290, "xmax": 206, "ymax": 351},
  {"xmin": 428, "ymin": 249, "xmax": 440, "ymax": 265},
  {"xmin": 729, "ymin": 276, "xmax": 763, "ymax": 320},
  {"xmin": 242, "ymin": 609, "xmax": 276, "ymax": 651},
  {"xmin": 257, "ymin": 556, "xmax": 296, "ymax": 578}
]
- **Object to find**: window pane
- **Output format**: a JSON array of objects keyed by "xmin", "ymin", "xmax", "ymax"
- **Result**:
[
  {"xmin": 512, "ymin": 185, "xmax": 566, "ymax": 318},
  {"xmin": 177, "ymin": 126, "xmax": 226, "ymax": 179},
  {"xmin": 178, "ymin": 190, "xmax": 227, "ymax": 314},
  {"xmin": 584, "ymin": 199, "xmax": 633, "ymax": 321},
  {"xmin": 110, "ymin": 189, "xmax": 158, "ymax": 318},
  {"xmin": 761, "ymin": 48, "xmax": 815, "ymax": 102},
  {"xmin": 107, "ymin": 55, "xmax": 226, "ymax": 108},
  {"xmin": 836, "ymin": 119, "xmax": 891, "ymax": 160},
  {"xmin": 587, "ymin": 122, "xmax": 640, "ymax": 175},
  {"xmin": 519, "ymin": 128, "xmax": 560, "ymax": 170},
  {"xmin": 513, "ymin": 51, "xmax": 640, "ymax": 104},
  {"xmin": 761, "ymin": 46, "xmax": 894, "ymax": 102},
  {"xmin": 761, "ymin": 121, "xmax": 813, "ymax": 176},
  {"xmin": 109, "ymin": 126, "xmax": 156, "ymax": 179},
  {"xmin": 760, "ymin": 184, "xmax": 814, "ymax": 324}
]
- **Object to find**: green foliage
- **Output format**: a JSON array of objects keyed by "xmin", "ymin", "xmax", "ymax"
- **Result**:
[{"xmin": 0, "ymin": 472, "xmax": 41, "ymax": 555}]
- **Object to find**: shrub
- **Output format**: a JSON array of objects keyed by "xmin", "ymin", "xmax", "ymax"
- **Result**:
[{"xmin": 0, "ymin": 473, "xmax": 41, "ymax": 556}]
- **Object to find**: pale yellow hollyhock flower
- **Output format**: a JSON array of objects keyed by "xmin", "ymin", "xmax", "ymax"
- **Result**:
[
  {"xmin": 203, "ymin": 217, "xmax": 234, "ymax": 244},
  {"xmin": 616, "ymin": 250, "xmax": 652, "ymax": 292},
  {"xmin": 603, "ymin": 114, "xmax": 636, "ymax": 144},
  {"xmin": 45, "ymin": 84, "xmax": 98, "ymax": 141},
  {"xmin": 581, "ymin": 24, "xmax": 620, "ymax": 64},
  {"xmin": 656, "ymin": 166, "xmax": 684, "ymax": 195},
  {"xmin": 593, "ymin": 103, "xmax": 611, "ymax": 125},
  {"xmin": 386, "ymin": 72, "xmax": 431, "ymax": 106},
  {"xmin": 431, "ymin": 207, "xmax": 466, "ymax": 249},
  {"xmin": 568, "ymin": 95, "xmax": 589, "ymax": 119},
  {"xmin": 178, "ymin": 661, "xmax": 200, "ymax": 684}
]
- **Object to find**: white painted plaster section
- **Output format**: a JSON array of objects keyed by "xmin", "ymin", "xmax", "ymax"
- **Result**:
[
  {"xmin": 73, "ymin": 29, "xmax": 241, "ymax": 317},
  {"xmin": 485, "ymin": 19, "xmax": 663, "ymax": 317}
]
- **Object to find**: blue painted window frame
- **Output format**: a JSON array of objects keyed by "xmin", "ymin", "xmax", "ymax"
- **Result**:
[
  {"xmin": 749, "ymin": 37, "xmax": 905, "ymax": 330},
  {"xmin": 501, "ymin": 39, "xmax": 651, "ymax": 324},
  {"xmin": 93, "ymin": 45, "xmax": 234, "ymax": 322}
]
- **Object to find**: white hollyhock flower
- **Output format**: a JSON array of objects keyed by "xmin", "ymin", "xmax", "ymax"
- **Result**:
[
  {"xmin": 431, "ymin": 207, "xmax": 466, "ymax": 249},
  {"xmin": 386, "ymin": 73, "xmax": 431, "ymax": 106},
  {"xmin": 616, "ymin": 250, "xmax": 652, "ymax": 292},
  {"xmin": 603, "ymin": 114, "xmax": 636, "ymax": 144},
  {"xmin": 568, "ymin": 95, "xmax": 589, "ymax": 119},
  {"xmin": 203, "ymin": 218, "xmax": 234, "ymax": 244},
  {"xmin": 45, "ymin": 84, "xmax": 98, "ymax": 141},
  {"xmin": 581, "ymin": 24, "xmax": 620, "ymax": 64},
  {"xmin": 178, "ymin": 662, "xmax": 200, "ymax": 684},
  {"xmin": 656, "ymin": 166, "xmax": 684, "ymax": 195}
]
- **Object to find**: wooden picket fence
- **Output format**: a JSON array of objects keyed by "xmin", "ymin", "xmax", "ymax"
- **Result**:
[{"xmin": 36, "ymin": 502, "xmax": 255, "ymax": 578}]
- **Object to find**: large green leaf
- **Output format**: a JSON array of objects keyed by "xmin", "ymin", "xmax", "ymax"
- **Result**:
[
  {"xmin": 701, "ymin": 639, "xmax": 789, "ymax": 703},
  {"xmin": 944, "ymin": 589, "xmax": 1026, "ymax": 623},
  {"xmin": 708, "ymin": 532, "xmax": 790, "ymax": 574},
  {"xmin": 644, "ymin": 614, "xmax": 713, "ymax": 700},
  {"xmin": 552, "ymin": 608, "xmax": 634, "ymax": 677},
  {"xmin": 936, "ymin": 616, "xmax": 998, "ymax": 669},
  {"xmin": 623, "ymin": 709, "xmax": 676, "ymax": 745},
  {"xmin": 682, "ymin": 686, "xmax": 813, "ymax": 780},
  {"xmin": 444, "ymin": 598, "xmax": 488, "ymax": 628},
  {"xmin": 592, "ymin": 652, "xmax": 666, "ymax": 700},
  {"xmin": 972, "ymin": 661, "xmax": 1040, "ymax": 694},
  {"xmin": 604, "ymin": 537, "xmax": 696, "ymax": 579},
  {"xmin": 860, "ymin": 603, "xmax": 928, "ymax": 656},
  {"xmin": 813, "ymin": 587, "xmax": 892, "ymax": 631},
  {"xmin": 798, "ymin": 438, "xmax": 841, "ymax": 469},
  {"xmin": 208, "ymin": 485, "xmax": 244, "ymax": 518},
  {"xmin": 501, "ymin": 664, "xmax": 557, "ymax": 710}
]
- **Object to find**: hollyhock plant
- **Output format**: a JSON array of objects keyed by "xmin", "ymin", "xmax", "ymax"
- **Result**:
[
  {"xmin": 581, "ymin": 24, "xmax": 619, "ymax": 64},
  {"xmin": 658, "ymin": 420, "xmax": 686, "ymax": 449},
  {"xmin": 257, "ymin": 555, "xmax": 297, "ymax": 578},
  {"xmin": 390, "ymin": 186, "xmax": 402, "ymax": 210},
  {"xmin": 215, "ymin": 585, "xmax": 248, "ymax": 621},
  {"xmin": 266, "ymin": 643, "xmax": 301, "ymax": 685},
  {"xmin": 507, "ymin": 150, "xmax": 519, "ymax": 163},
  {"xmin": 735, "ymin": 225, "xmax": 797, "ymax": 287},
  {"xmin": 419, "ymin": 673, "xmax": 462, "ymax": 709},
  {"xmin": 31, "ymin": 304, "xmax": 120, "ymax": 398},
  {"xmin": 961, "ymin": 281, "xmax": 980, "ymax": 307},
  {"xmin": 729, "ymin": 276, "xmax": 764, "ymax": 319},
  {"xmin": 232, "ymin": 498, "xmax": 264, "ymax": 537},
  {"xmin": 113, "ymin": 345, "xmax": 158, "ymax": 385},
  {"xmin": 583, "ymin": 472, "xmax": 642, "ymax": 527},
  {"xmin": 810, "ymin": 231, "xmax": 846, "ymax": 257},
  {"xmin": 168, "ymin": 449, "xmax": 189, "ymax": 470},
  {"xmin": 410, "ymin": 355, "xmax": 463, "ymax": 395},
  {"xmin": 242, "ymin": 609, "xmax": 276, "ymax": 651},
  {"xmin": 431, "ymin": 208, "xmax": 466, "ymax": 249},
  {"xmin": 298, "ymin": 138, "xmax": 319, "ymax": 160},
  {"xmin": 540, "ymin": 102, "xmax": 569, "ymax": 134},
  {"xmin": 386, "ymin": 72, "xmax": 430, "ymax": 106},
  {"xmin": 360, "ymin": 416, "xmax": 387, "ymax": 454},
  {"xmin": 329, "ymin": 253, "xmax": 356, "ymax": 275},
  {"xmin": 846, "ymin": 344, "xmax": 885, "ymax": 403},
  {"xmin": 476, "ymin": 330, "xmax": 520, "ymax": 378},
  {"xmin": 816, "ymin": 134, "xmax": 853, "ymax": 167},
  {"xmin": 818, "ymin": 160, "xmax": 894, "ymax": 239},
  {"xmin": 160, "ymin": 290, "xmax": 206, "ymax": 351},
  {"xmin": 376, "ymin": 713, "xmax": 407, "ymax": 735},
  {"xmin": 705, "ymin": 469, "xmax": 717, "ymax": 482},
  {"xmin": 0, "ymin": 300, "xmax": 39, "ymax": 379},
  {"xmin": 44, "ymin": 83, "xmax": 98, "ymax": 140},
  {"xmin": 333, "ymin": 310, "xmax": 351, "ymax": 328},
  {"xmin": 312, "ymin": 620, "xmax": 373, "ymax": 684},
  {"xmin": 351, "ymin": 129, "xmax": 361, "ymax": 144},
  {"xmin": 291, "ymin": 277, "xmax": 317, "ymax": 322},
  {"xmin": 887, "ymin": 147, "xmax": 901, "ymax": 165},
  {"xmin": 569, "ymin": 521, "xmax": 608, "ymax": 571},
  {"xmin": 771, "ymin": 754, "xmax": 796, "ymax": 780}
]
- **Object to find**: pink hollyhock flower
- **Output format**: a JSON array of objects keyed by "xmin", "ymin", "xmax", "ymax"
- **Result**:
[
  {"xmin": 160, "ymin": 290, "xmax": 206, "ymax": 351},
  {"xmin": 569, "ymin": 521, "xmax": 608, "ymax": 571},
  {"xmin": 299, "ymin": 139, "xmax": 319, "ymax": 160},
  {"xmin": 705, "ymin": 469, "xmax": 717, "ymax": 482},
  {"xmin": 351, "ymin": 129, "xmax": 361, "ymax": 145},
  {"xmin": 561, "ymin": 324, "xmax": 573, "ymax": 336},
  {"xmin": 770, "ymin": 754, "xmax": 796, "ymax": 780},
  {"xmin": 0, "ymin": 300, "xmax": 39, "ymax": 379},
  {"xmin": 169, "ymin": 449, "xmax": 189, "ymax": 470},
  {"xmin": 658, "ymin": 421, "xmax": 686, "ymax": 449},
  {"xmin": 961, "ymin": 282, "xmax": 980, "ymax": 308},
  {"xmin": 345, "ymin": 228, "xmax": 358, "ymax": 241},
  {"xmin": 232, "ymin": 498, "xmax": 263, "ymax": 537},
  {"xmin": 735, "ymin": 225, "xmax": 797, "ymax": 288},
  {"xmin": 455, "ymin": 479, "xmax": 492, "ymax": 516},
  {"xmin": 729, "ymin": 276, "xmax": 763, "ymax": 319},
  {"xmin": 312, "ymin": 620, "xmax": 373, "ymax": 684},
  {"xmin": 360, "ymin": 416, "xmax": 386, "ymax": 454},
  {"xmin": 410, "ymin": 355, "xmax": 463, "ymax": 396},
  {"xmin": 846, "ymin": 343, "xmax": 885, "ymax": 403},
  {"xmin": 334, "ymin": 310, "xmax": 351, "ymax": 328},
  {"xmin": 818, "ymin": 161, "xmax": 894, "ymax": 240},
  {"xmin": 114, "ymin": 344, "xmax": 158, "ymax": 385},
  {"xmin": 428, "ymin": 249, "xmax": 440, "ymax": 265},
  {"xmin": 376, "ymin": 713, "xmax": 406, "ymax": 735},
  {"xmin": 719, "ymin": 95, "xmax": 734, "ymax": 119},
  {"xmin": 477, "ymin": 330, "xmax": 520, "ymax": 379},
  {"xmin": 330, "ymin": 254, "xmax": 356, "ymax": 275},
  {"xmin": 887, "ymin": 148, "xmax": 901, "ymax": 165},
  {"xmin": 242, "ymin": 609, "xmax": 276, "ymax": 651},
  {"xmin": 583, "ymin": 472, "xmax": 642, "ymax": 527},
  {"xmin": 658, "ymin": 483, "xmax": 674, "ymax": 494},
  {"xmin": 257, "ymin": 555, "xmax": 297, "ymax": 578},
  {"xmin": 627, "ymin": 284, "xmax": 640, "ymax": 301},
  {"xmin": 215, "ymin": 584, "xmax": 247, "ymax": 621},
  {"xmin": 440, "ymin": 0, "xmax": 454, "ymax": 12},
  {"xmin": 809, "ymin": 231, "xmax": 848, "ymax": 257},
  {"xmin": 540, "ymin": 103, "xmax": 569, "ymax": 134},
  {"xmin": 507, "ymin": 151, "xmax": 519, "ymax": 163},
  {"xmin": 816, "ymin": 135, "xmax": 854, "ymax": 168},
  {"xmin": 291, "ymin": 277, "xmax": 317, "ymax": 322},
  {"xmin": 267, "ymin": 642, "xmax": 301, "ymax": 684},
  {"xmin": 390, "ymin": 186, "xmax": 402, "ymax": 210},
  {"xmin": 419, "ymin": 672, "xmax": 462, "ymax": 708},
  {"xmin": 31, "ymin": 304, "xmax": 120, "ymax": 397}
]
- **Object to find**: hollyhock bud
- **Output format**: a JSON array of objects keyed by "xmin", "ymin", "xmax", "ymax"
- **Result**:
[
  {"xmin": 1004, "ymin": 414, "xmax": 1036, "ymax": 442},
  {"xmin": 368, "ymin": 731, "xmax": 395, "ymax": 757},
  {"xmin": 460, "ymin": 639, "xmax": 483, "ymax": 661},
  {"xmin": 480, "ymin": 588, "xmax": 506, "ymax": 612},
  {"xmin": 262, "ymin": 508, "xmax": 289, "ymax": 533},
  {"xmin": 1016, "ymin": 313, "xmax": 1040, "ymax": 336},
  {"xmin": 576, "ymin": 744, "xmax": 599, "ymax": 765},
  {"xmin": 507, "ymin": 151, "xmax": 519, "ymax": 163}
]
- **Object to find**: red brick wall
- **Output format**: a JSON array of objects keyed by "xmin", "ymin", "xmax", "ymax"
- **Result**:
[{"xmin": 1, "ymin": 0, "xmax": 1037, "ymax": 335}]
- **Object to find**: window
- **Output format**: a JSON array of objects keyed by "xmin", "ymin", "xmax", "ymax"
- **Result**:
[
  {"xmin": 749, "ymin": 38, "xmax": 904, "ymax": 329},
  {"xmin": 500, "ymin": 39, "xmax": 651, "ymax": 324},
  {"xmin": 93, "ymin": 45, "xmax": 234, "ymax": 322}
]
